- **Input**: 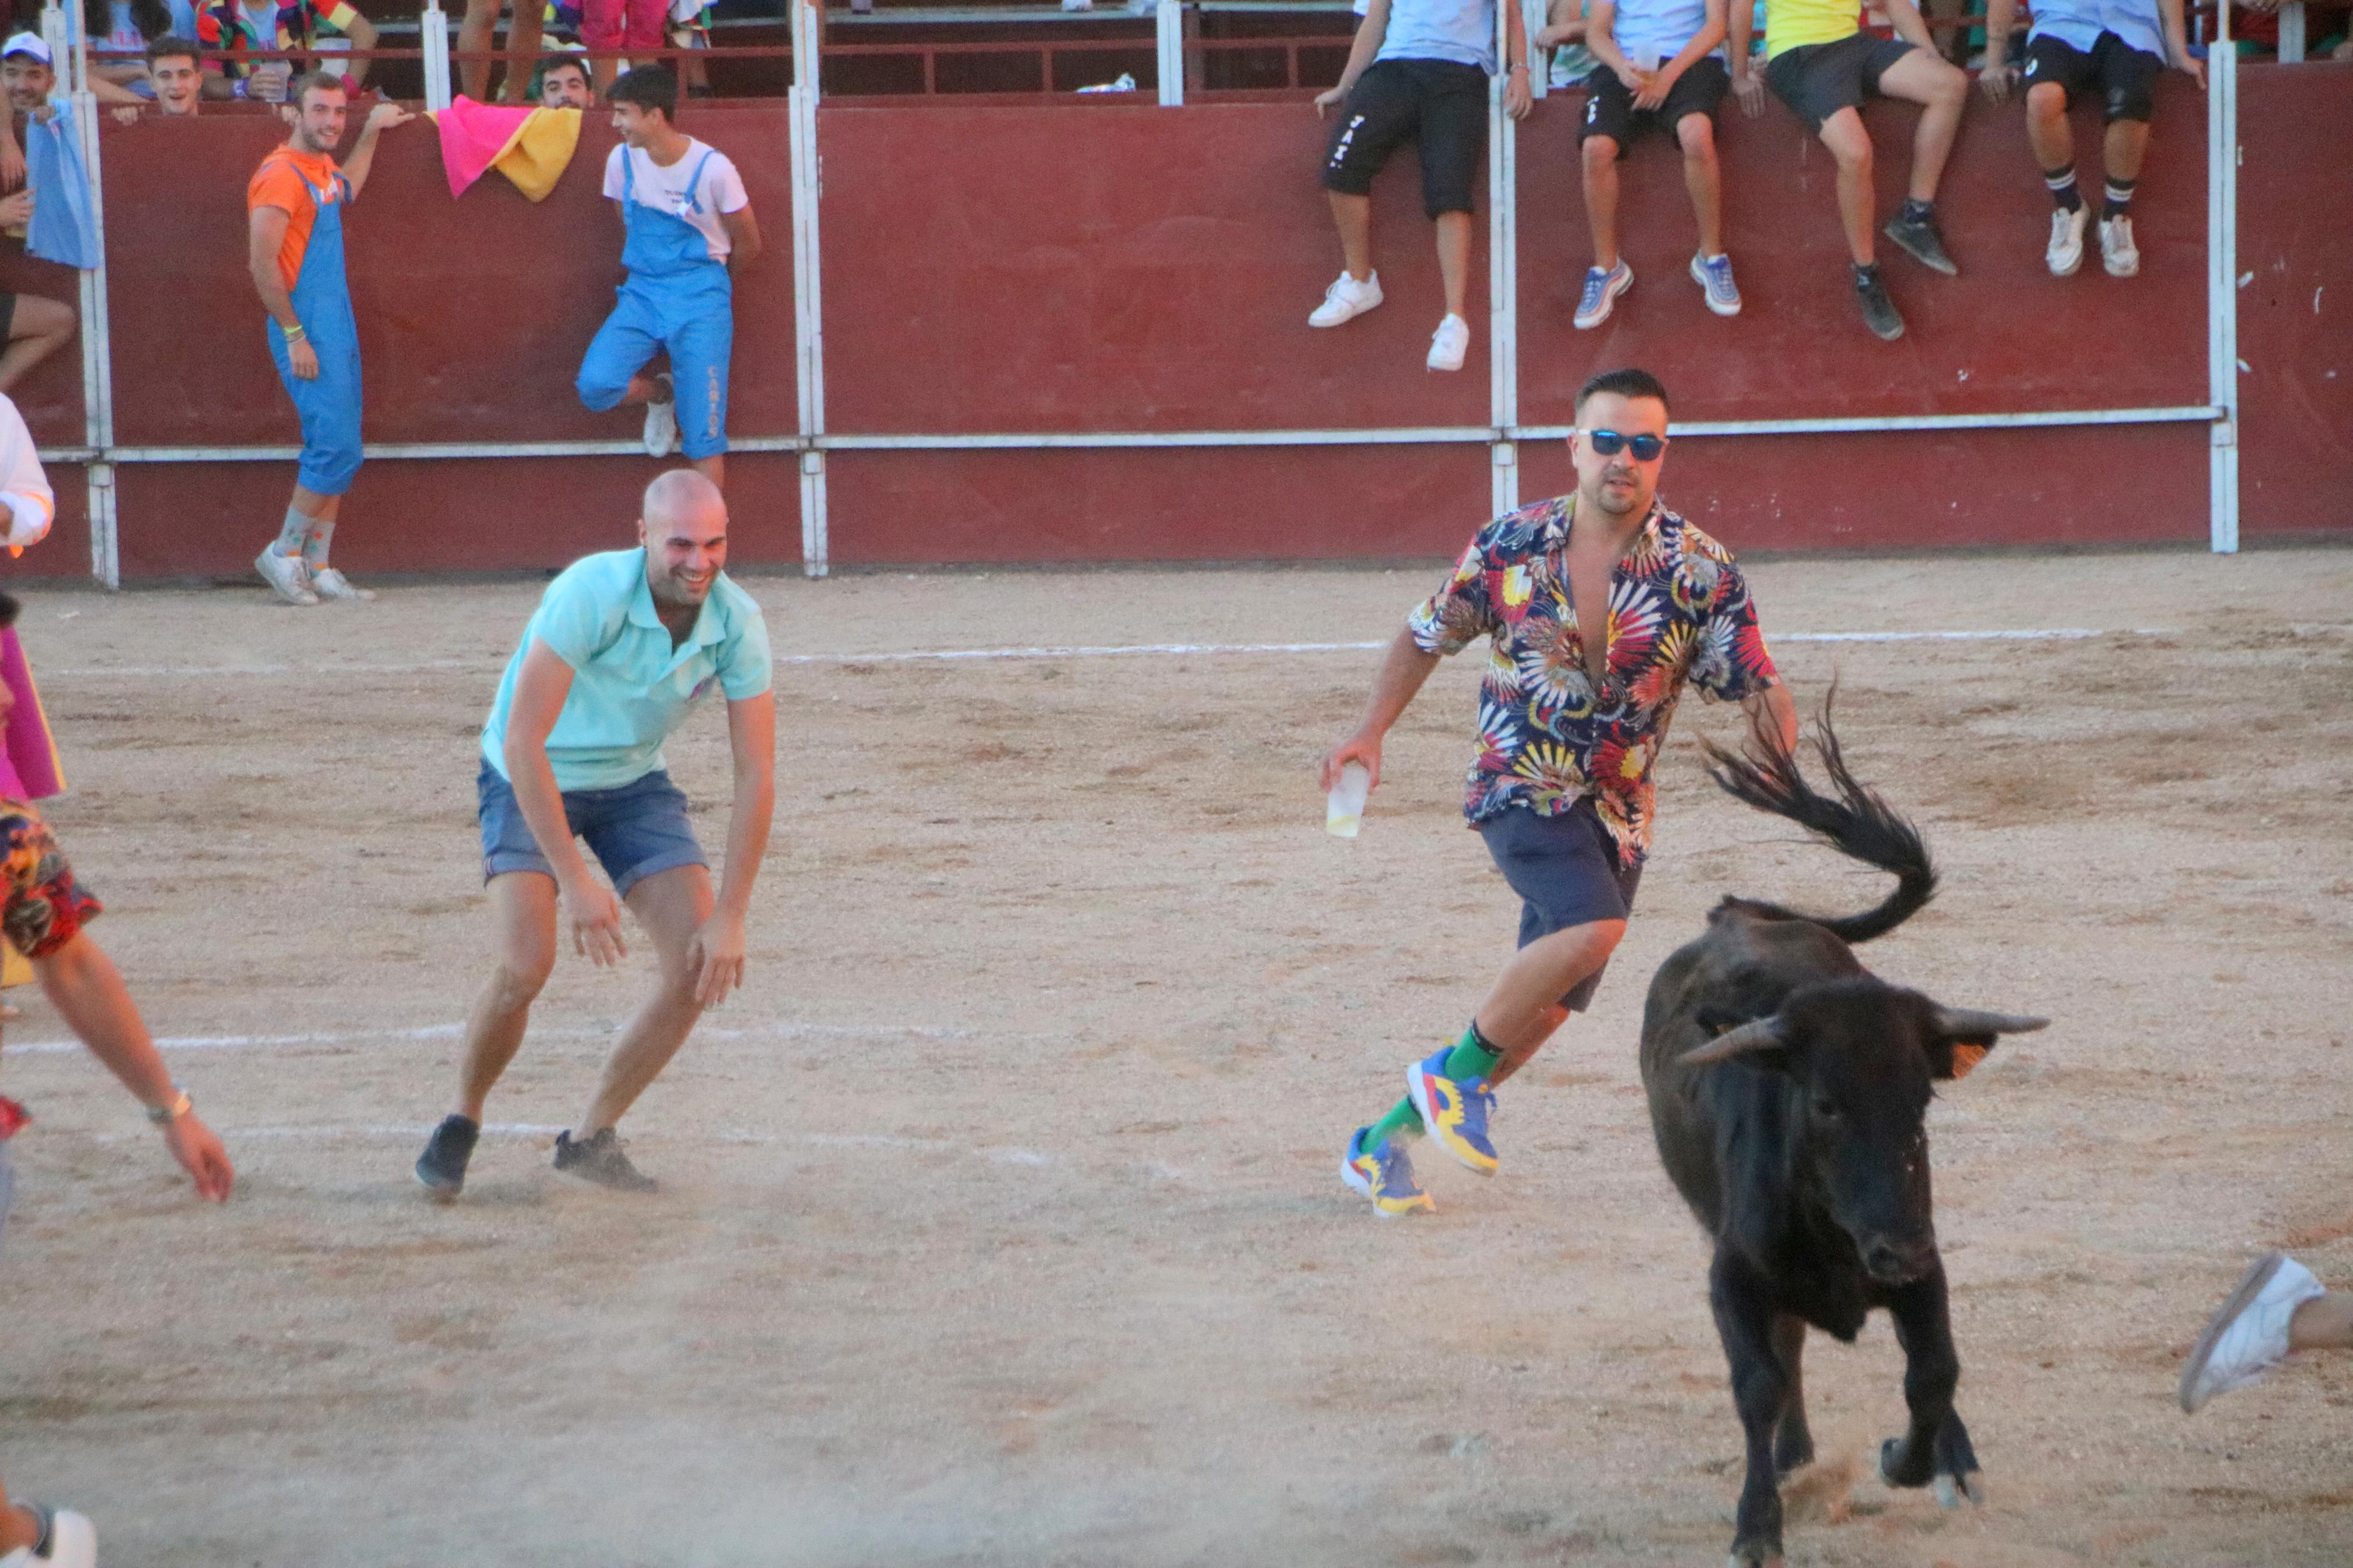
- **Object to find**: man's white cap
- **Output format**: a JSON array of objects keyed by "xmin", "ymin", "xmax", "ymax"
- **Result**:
[{"xmin": 1, "ymin": 33, "xmax": 51, "ymax": 64}]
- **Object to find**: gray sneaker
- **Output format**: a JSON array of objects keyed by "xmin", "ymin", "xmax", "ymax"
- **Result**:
[
  {"xmin": 1882, "ymin": 208, "xmax": 1958, "ymax": 276},
  {"xmin": 553, "ymin": 1126, "xmax": 658, "ymax": 1192},
  {"xmin": 309, "ymin": 566, "xmax": 375, "ymax": 603},
  {"xmin": 641, "ymin": 372, "xmax": 679, "ymax": 458},
  {"xmin": 1854, "ymin": 265, "xmax": 1905, "ymax": 342},
  {"xmin": 255, "ymin": 546, "xmax": 318, "ymax": 606}
]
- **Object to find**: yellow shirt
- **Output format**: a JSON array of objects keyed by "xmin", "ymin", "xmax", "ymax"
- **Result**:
[{"xmin": 1765, "ymin": 0, "xmax": 1861, "ymax": 58}]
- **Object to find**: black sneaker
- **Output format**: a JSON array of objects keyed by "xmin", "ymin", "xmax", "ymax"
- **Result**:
[
  {"xmin": 1881, "ymin": 208, "xmax": 1958, "ymax": 276},
  {"xmin": 414, "ymin": 1114, "xmax": 480, "ymax": 1200},
  {"xmin": 1854, "ymin": 265, "xmax": 1905, "ymax": 342},
  {"xmin": 553, "ymin": 1126, "xmax": 658, "ymax": 1193}
]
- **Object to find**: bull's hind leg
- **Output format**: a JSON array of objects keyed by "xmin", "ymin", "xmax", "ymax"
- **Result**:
[
  {"xmin": 1876, "ymin": 1268, "xmax": 1982, "ymax": 1506},
  {"xmin": 1770, "ymin": 1313, "xmax": 1815, "ymax": 1477},
  {"xmin": 1709, "ymin": 1252, "xmax": 1789, "ymax": 1567}
]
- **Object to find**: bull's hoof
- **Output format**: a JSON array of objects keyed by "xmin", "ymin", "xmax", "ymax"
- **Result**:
[
  {"xmin": 1726, "ymin": 1553, "xmax": 1785, "ymax": 1568},
  {"xmin": 1727, "ymin": 1533, "xmax": 1785, "ymax": 1567}
]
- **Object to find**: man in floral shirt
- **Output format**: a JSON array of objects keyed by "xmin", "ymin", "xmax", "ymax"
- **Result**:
[{"xmin": 1322, "ymin": 366, "xmax": 1797, "ymax": 1217}]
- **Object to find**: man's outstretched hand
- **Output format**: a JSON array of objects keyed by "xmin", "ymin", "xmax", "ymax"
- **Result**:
[{"xmin": 163, "ymin": 1112, "xmax": 235, "ymax": 1202}]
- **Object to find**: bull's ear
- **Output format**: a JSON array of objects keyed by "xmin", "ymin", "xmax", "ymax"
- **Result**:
[
  {"xmin": 1925, "ymin": 1006, "xmax": 2047, "ymax": 1081},
  {"xmin": 1678, "ymin": 1014, "xmax": 1791, "ymax": 1072}
]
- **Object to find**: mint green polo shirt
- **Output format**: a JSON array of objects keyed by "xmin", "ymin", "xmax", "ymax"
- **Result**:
[{"xmin": 481, "ymin": 547, "xmax": 773, "ymax": 791}]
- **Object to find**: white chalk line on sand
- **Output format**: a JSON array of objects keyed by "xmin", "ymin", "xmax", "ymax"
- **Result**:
[
  {"xmin": 0, "ymin": 1020, "xmax": 970, "ymax": 1058},
  {"xmin": 36, "ymin": 623, "xmax": 2303, "ymax": 680}
]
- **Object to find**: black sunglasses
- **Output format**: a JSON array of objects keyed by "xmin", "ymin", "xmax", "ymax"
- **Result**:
[{"xmin": 1581, "ymin": 429, "xmax": 1669, "ymax": 461}]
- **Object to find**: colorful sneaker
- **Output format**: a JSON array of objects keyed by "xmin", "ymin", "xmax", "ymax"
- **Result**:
[
  {"xmin": 2099, "ymin": 214, "xmax": 2140, "ymax": 278},
  {"xmin": 1308, "ymin": 269, "xmax": 1383, "ymax": 328},
  {"xmin": 1425, "ymin": 313, "xmax": 1470, "ymax": 372},
  {"xmin": 254, "ymin": 546, "xmax": 318, "ymax": 606},
  {"xmin": 1690, "ymin": 250, "xmax": 1742, "ymax": 317},
  {"xmin": 2046, "ymin": 204, "xmax": 2088, "ymax": 276},
  {"xmin": 1341, "ymin": 1125, "xmax": 1434, "ymax": 1217},
  {"xmin": 414, "ymin": 1112, "xmax": 480, "ymax": 1200},
  {"xmin": 642, "ymin": 371, "xmax": 679, "ymax": 458},
  {"xmin": 1573, "ymin": 259, "xmax": 1633, "ymax": 330},
  {"xmin": 2180, "ymin": 1251, "xmax": 2326, "ymax": 1412},
  {"xmin": 0, "ymin": 1505, "xmax": 97, "ymax": 1568},
  {"xmin": 308, "ymin": 566, "xmax": 375, "ymax": 603},
  {"xmin": 553, "ymin": 1126, "xmax": 658, "ymax": 1192},
  {"xmin": 1406, "ymin": 1047, "xmax": 1498, "ymax": 1176}
]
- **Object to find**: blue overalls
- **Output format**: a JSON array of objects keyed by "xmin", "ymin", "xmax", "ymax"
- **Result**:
[
  {"xmin": 575, "ymin": 147, "xmax": 734, "ymax": 461},
  {"xmin": 264, "ymin": 165, "xmax": 364, "ymax": 496}
]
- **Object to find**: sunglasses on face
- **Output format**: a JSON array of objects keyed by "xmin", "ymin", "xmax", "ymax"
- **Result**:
[{"xmin": 1580, "ymin": 429, "xmax": 1669, "ymax": 461}]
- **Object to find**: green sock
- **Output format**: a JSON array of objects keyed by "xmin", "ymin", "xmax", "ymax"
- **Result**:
[
  {"xmin": 1443, "ymin": 1022, "xmax": 1504, "ymax": 1084},
  {"xmin": 1368, "ymin": 1096, "xmax": 1422, "ymax": 1147}
]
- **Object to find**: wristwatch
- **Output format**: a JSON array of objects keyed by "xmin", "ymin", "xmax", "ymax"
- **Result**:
[{"xmin": 146, "ymin": 1086, "xmax": 191, "ymax": 1125}]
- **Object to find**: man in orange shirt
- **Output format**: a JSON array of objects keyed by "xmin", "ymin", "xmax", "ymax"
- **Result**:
[{"xmin": 245, "ymin": 72, "xmax": 410, "ymax": 606}]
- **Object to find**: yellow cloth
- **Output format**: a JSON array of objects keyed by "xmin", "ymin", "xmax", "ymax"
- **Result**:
[
  {"xmin": 1765, "ymin": 0, "xmax": 1861, "ymax": 58},
  {"xmin": 2, "ymin": 938, "xmax": 27, "ymax": 988},
  {"xmin": 494, "ymin": 106, "xmax": 582, "ymax": 203}
]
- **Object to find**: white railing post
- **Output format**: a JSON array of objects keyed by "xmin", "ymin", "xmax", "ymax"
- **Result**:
[
  {"xmin": 59, "ymin": 0, "xmax": 119, "ymax": 584},
  {"xmin": 1521, "ymin": 0, "xmax": 1547, "ymax": 97},
  {"xmin": 1487, "ymin": 0, "xmax": 1518, "ymax": 518},
  {"xmin": 790, "ymin": 0, "xmax": 828, "ymax": 575},
  {"xmin": 1156, "ymin": 0, "xmax": 1183, "ymax": 105},
  {"xmin": 421, "ymin": 0, "xmax": 453, "ymax": 111},
  {"xmin": 2206, "ymin": 23, "xmax": 2237, "ymax": 552},
  {"xmin": 2277, "ymin": 0, "xmax": 2304, "ymax": 62}
]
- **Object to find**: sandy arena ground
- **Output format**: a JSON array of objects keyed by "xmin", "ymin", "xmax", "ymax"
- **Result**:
[{"xmin": 0, "ymin": 547, "xmax": 2347, "ymax": 1566}]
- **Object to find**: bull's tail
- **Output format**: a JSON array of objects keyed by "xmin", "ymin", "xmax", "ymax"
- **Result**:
[{"xmin": 1702, "ymin": 696, "xmax": 1937, "ymax": 945}]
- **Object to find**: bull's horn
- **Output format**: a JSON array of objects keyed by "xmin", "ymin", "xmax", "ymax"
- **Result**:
[
  {"xmin": 1932, "ymin": 1008, "xmax": 2049, "ymax": 1038},
  {"xmin": 1678, "ymin": 1016, "xmax": 1786, "ymax": 1065}
]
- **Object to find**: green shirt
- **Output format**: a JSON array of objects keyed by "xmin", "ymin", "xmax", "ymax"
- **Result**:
[{"xmin": 481, "ymin": 547, "xmax": 773, "ymax": 792}]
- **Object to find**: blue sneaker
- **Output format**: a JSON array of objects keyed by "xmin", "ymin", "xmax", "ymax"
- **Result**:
[
  {"xmin": 1573, "ymin": 259, "xmax": 1633, "ymax": 330},
  {"xmin": 1342, "ymin": 1126, "xmax": 1435, "ymax": 1217},
  {"xmin": 1690, "ymin": 250, "xmax": 1742, "ymax": 317},
  {"xmin": 1406, "ymin": 1047, "xmax": 1499, "ymax": 1176}
]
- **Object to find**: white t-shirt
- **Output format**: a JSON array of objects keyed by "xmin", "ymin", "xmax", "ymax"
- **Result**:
[
  {"xmin": 601, "ymin": 139, "xmax": 750, "ymax": 262},
  {"xmin": 1356, "ymin": 0, "xmax": 1499, "ymax": 74}
]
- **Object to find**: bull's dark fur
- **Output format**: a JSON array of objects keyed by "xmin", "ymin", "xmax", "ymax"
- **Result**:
[{"xmin": 1639, "ymin": 711, "xmax": 2044, "ymax": 1567}]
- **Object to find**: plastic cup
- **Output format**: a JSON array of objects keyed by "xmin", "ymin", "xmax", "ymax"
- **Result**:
[{"xmin": 1325, "ymin": 761, "xmax": 1371, "ymax": 838}]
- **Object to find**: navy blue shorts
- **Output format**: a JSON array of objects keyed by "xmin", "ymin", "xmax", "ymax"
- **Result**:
[
  {"xmin": 477, "ymin": 760, "xmax": 707, "ymax": 898},
  {"xmin": 1478, "ymin": 799, "xmax": 1642, "ymax": 1012}
]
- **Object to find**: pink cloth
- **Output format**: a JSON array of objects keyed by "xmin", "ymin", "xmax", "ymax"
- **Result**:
[
  {"xmin": 0, "ymin": 627, "xmax": 61, "ymax": 802},
  {"xmin": 434, "ymin": 97, "xmax": 538, "ymax": 199}
]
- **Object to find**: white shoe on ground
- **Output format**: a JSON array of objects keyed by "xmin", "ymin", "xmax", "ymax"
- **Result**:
[
  {"xmin": 1308, "ymin": 270, "xmax": 1383, "ymax": 328},
  {"xmin": 2099, "ymin": 214, "xmax": 2139, "ymax": 278},
  {"xmin": 642, "ymin": 371, "xmax": 679, "ymax": 457},
  {"xmin": 2180, "ymin": 1251, "xmax": 2326, "ymax": 1413},
  {"xmin": 1426, "ymin": 313, "xmax": 1470, "ymax": 372},
  {"xmin": 254, "ymin": 546, "xmax": 318, "ymax": 607},
  {"xmin": 2046, "ymin": 205, "xmax": 2088, "ymax": 276},
  {"xmin": 308, "ymin": 567, "xmax": 375, "ymax": 603},
  {"xmin": 0, "ymin": 1504, "xmax": 97, "ymax": 1568}
]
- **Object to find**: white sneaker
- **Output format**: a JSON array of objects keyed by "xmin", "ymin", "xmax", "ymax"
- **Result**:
[
  {"xmin": 1307, "ymin": 271, "xmax": 1383, "ymax": 328},
  {"xmin": 254, "ymin": 546, "xmax": 318, "ymax": 607},
  {"xmin": 308, "ymin": 566, "xmax": 375, "ymax": 603},
  {"xmin": 641, "ymin": 371, "xmax": 679, "ymax": 457},
  {"xmin": 2180, "ymin": 1251, "xmax": 2326, "ymax": 1413},
  {"xmin": 2099, "ymin": 214, "xmax": 2139, "ymax": 278},
  {"xmin": 1426, "ymin": 313, "xmax": 1470, "ymax": 372},
  {"xmin": 0, "ymin": 1505, "xmax": 97, "ymax": 1568},
  {"xmin": 2046, "ymin": 205, "xmax": 2088, "ymax": 276}
]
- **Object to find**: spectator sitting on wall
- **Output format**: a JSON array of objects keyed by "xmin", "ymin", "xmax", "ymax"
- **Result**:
[
  {"xmin": 1981, "ymin": 0, "xmax": 2199, "ymax": 279},
  {"xmin": 0, "ymin": 38, "xmax": 87, "ymax": 396},
  {"xmin": 536, "ymin": 51, "xmax": 590, "ymax": 108},
  {"xmin": 575, "ymin": 66, "xmax": 760, "ymax": 490},
  {"xmin": 91, "ymin": 0, "xmax": 198, "ymax": 90},
  {"xmin": 1729, "ymin": 0, "xmax": 1967, "ymax": 341},
  {"xmin": 1309, "ymin": 0, "xmax": 1534, "ymax": 373},
  {"xmin": 110, "ymin": 33, "xmax": 207, "ymax": 121},
  {"xmin": 1552, "ymin": 0, "xmax": 1742, "ymax": 329},
  {"xmin": 195, "ymin": 0, "xmax": 379, "ymax": 100},
  {"xmin": 459, "ymin": 0, "xmax": 546, "ymax": 105}
]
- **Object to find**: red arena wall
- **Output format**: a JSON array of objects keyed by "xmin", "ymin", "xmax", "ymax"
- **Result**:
[{"xmin": 0, "ymin": 71, "xmax": 2338, "ymax": 581}]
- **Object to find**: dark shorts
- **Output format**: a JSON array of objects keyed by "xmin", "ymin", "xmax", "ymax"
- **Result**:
[
  {"xmin": 1581, "ymin": 56, "xmax": 1730, "ymax": 147},
  {"xmin": 1766, "ymin": 32, "xmax": 1917, "ymax": 133},
  {"xmin": 2024, "ymin": 31, "xmax": 2161, "ymax": 122},
  {"xmin": 1321, "ymin": 57, "xmax": 1490, "ymax": 218},
  {"xmin": 0, "ymin": 798, "xmax": 101, "ymax": 961},
  {"xmin": 477, "ymin": 760, "xmax": 707, "ymax": 899},
  {"xmin": 1478, "ymin": 799, "xmax": 1642, "ymax": 1014},
  {"xmin": 0, "ymin": 292, "xmax": 17, "ymax": 342}
]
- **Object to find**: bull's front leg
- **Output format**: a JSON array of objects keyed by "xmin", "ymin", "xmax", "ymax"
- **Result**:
[
  {"xmin": 1876, "ymin": 1264, "xmax": 1982, "ymax": 1506},
  {"xmin": 1709, "ymin": 1250, "xmax": 1789, "ymax": 1567}
]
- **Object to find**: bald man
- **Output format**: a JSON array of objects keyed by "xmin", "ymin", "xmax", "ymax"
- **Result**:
[{"xmin": 415, "ymin": 470, "xmax": 776, "ymax": 1197}]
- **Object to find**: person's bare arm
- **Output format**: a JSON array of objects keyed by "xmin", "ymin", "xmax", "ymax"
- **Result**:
[
  {"xmin": 1502, "ymin": 0, "xmax": 1532, "ymax": 117},
  {"xmin": 1741, "ymin": 678, "xmax": 1800, "ymax": 756},
  {"xmin": 336, "ymin": 98, "xmax": 411, "ymax": 200},
  {"xmin": 1979, "ymin": 0, "xmax": 2018, "ymax": 98},
  {"xmin": 340, "ymin": 9, "xmax": 378, "ymax": 89},
  {"xmin": 1316, "ymin": 0, "xmax": 1391, "ymax": 116},
  {"xmin": 720, "ymin": 203, "xmax": 762, "ymax": 273},
  {"xmin": 1638, "ymin": 0, "xmax": 1726, "ymax": 105},
  {"xmin": 0, "ymin": 118, "xmax": 20, "ymax": 191},
  {"xmin": 1729, "ymin": 0, "xmax": 1765, "ymax": 113},
  {"xmin": 1533, "ymin": 0, "xmax": 1585, "ymax": 49},
  {"xmin": 691, "ymin": 690, "xmax": 776, "ymax": 1007},
  {"xmin": 2159, "ymin": 0, "xmax": 2203, "ymax": 84},
  {"xmin": 1880, "ymin": 0, "xmax": 1937, "ymax": 53},
  {"xmin": 502, "ymin": 640, "xmax": 628, "ymax": 966},
  {"xmin": 88, "ymin": 74, "xmax": 145, "ymax": 104},
  {"xmin": 1319, "ymin": 624, "xmax": 1444, "ymax": 792},
  {"xmin": 247, "ymin": 204, "xmax": 320, "ymax": 378},
  {"xmin": 1584, "ymin": 0, "xmax": 1640, "ymax": 84}
]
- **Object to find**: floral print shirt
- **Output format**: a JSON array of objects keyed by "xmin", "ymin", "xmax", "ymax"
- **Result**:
[{"xmin": 1407, "ymin": 495, "xmax": 1780, "ymax": 867}]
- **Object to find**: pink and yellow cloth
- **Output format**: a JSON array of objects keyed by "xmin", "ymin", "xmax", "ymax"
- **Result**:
[{"xmin": 431, "ymin": 98, "xmax": 584, "ymax": 202}]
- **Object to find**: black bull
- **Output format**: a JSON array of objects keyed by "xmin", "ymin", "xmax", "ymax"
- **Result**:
[{"xmin": 1638, "ymin": 716, "xmax": 2046, "ymax": 1568}]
